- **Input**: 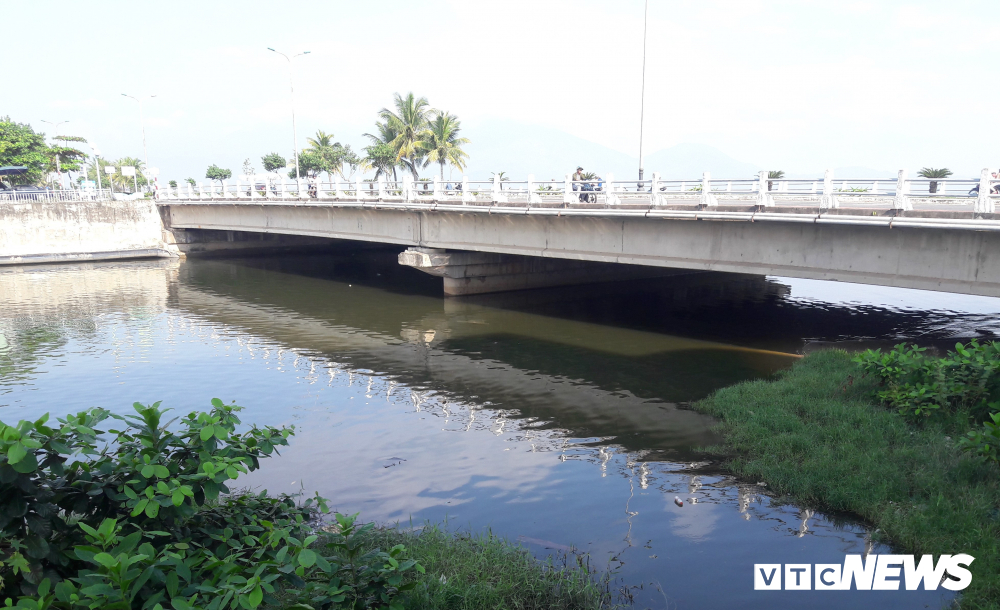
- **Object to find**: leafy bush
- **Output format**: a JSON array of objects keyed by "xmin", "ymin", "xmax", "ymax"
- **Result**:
[
  {"xmin": 0, "ymin": 401, "xmax": 422, "ymax": 609},
  {"xmin": 959, "ymin": 410, "xmax": 1000, "ymax": 464},
  {"xmin": 854, "ymin": 340, "xmax": 1000, "ymax": 422}
]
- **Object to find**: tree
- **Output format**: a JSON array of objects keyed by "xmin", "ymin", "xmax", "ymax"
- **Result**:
[
  {"xmin": 339, "ymin": 145, "xmax": 361, "ymax": 180},
  {"xmin": 767, "ymin": 170, "xmax": 784, "ymax": 191},
  {"xmin": 185, "ymin": 178, "xmax": 196, "ymax": 186},
  {"xmin": 168, "ymin": 180, "xmax": 177, "ymax": 188},
  {"xmin": 261, "ymin": 152, "xmax": 286, "ymax": 173},
  {"xmin": 491, "ymin": 171, "xmax": 510, "ymax": 190},
  {"xmin": 377, "ymin": 92, "xmax": 433, "ymax": 178},
  {"xmin": 423, "ymin": 112, "xmax": 470, "ymax": 179},
  {"xmin": 47, "ymin": 135, "xmax": 88, "ymax": 182},
  {"xmin": 242, "ymin": 158, "xmax": 255, "ymax": 178},
  {"xmin": 0, "ymin": 117, "xmax": 49, "ymax": 185},
  {"xmin": 290, "ymin": 150, "xmax": 328, "ymax": 179},
  {"xmin": 80, "ymin": 157, "xmax": 147, "ymax": 192},
  {"xmin": 205, "ymin": 164, "xmax": 232, "ymax": 188},
  {"xmin": 306, "ymin": 130, "xmax": 345, "ymax": 182},
  {"xmin": 918, "ymin": 167, "xmax": 953, "ymax": 194},
  {"xmin": 362, "ymin": 142, "xmax": 398, "ymax": 181}
]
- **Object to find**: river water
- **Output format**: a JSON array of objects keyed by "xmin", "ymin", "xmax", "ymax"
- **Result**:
[{"xmin": 4, "ymin": 251, "xmax": 998, "ymax": 609}]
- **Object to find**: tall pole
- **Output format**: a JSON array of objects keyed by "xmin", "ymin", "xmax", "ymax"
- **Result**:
[
  {"xmin": 122, "ymin": 93, "xmax": 156, "ymax": 189},
  {"xmin": 268, "ymin": 48, "xmax": 310, "ymax": 182},
  {"xmin": 638, "ymin": 0, "xmax": 648, "ymax": 184},
  {"xmin": 41, "ymin": 119, "xmax": 69, "ymax": 189}
]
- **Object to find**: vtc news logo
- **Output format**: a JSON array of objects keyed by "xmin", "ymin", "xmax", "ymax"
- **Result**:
[{"xmin": 755, "ymin": 555, "xmax": 974, "ymax": 591}]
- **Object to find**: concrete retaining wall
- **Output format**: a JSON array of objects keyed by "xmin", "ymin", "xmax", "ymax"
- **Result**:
[{"xmin": 0, "ymin": 199, "xmax": 175, "ymax": 265}]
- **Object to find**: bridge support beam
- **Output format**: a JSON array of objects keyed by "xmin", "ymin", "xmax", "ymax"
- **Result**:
[{"xmin": 398, "ymin": 248, "xmax": 695, "ymax": 296}]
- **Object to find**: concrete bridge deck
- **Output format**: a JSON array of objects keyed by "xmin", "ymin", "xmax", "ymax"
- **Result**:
[{"xmin": 159, "ymin": 197, "xmax": 1000, "ymax": 298}]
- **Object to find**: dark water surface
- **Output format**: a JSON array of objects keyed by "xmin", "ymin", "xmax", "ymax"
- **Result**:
[{"xmin": 4, "ymin": 252, "xmax": 998, "ymax": 609}]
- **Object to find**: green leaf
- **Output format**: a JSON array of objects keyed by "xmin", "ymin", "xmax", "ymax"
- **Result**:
[
  {"xmin": 172, "ymin": 490, "xmax": 184, "ymax": 506},
  {"xmin": 131, "ymin": 498, "xmax": 149, "ymax": 517},
  {"xmin": 297, "ymin": 549, "xmax": 316, "ymax": 568},
  {"xmin": 145, "ymin": 500, "xmax": 160, "ymax": 518},
  {"xmin": 93, "ymin": 552, "xmax": 117, "ymax": 568},
  {"xmin": 122, "ymin": 485, "xmax": 138, "ymax": 500},
  {"xmin": 211, "ymin": 398, "xmax": 224, "ymax": 408},
  {"xmin": 153, "ymin": 465, "xmax": 170, "ymax": 478},
  {"xmin": 141, "ymin": 465, "xmax": 155, "ymax": 478},
  {"xmin": 214, "ymin": 425, "xmax": 228, "ymax": 439},
  {"xmin": 248, "ymin": 584, "xmax": 263, "ymax": 608},
  {"xmin": 200, "ymin": 426, "xmax": 214, "ymax": 441},
  {"xmin": 7, "ymin": 442, "xmax": 27, "ymax": 464}
]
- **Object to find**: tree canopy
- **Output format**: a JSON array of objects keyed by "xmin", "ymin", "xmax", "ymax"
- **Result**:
[
  {"xmin": 0, "ymin": 117, "xmax": 49, "ymax": 184},
  {"xmin": 206, "ymin": 164, "xmax": 232, "ymax": 186},
  {"xmin": 261, "ymin": 152, "xmax": 286, "ymax": 173}
]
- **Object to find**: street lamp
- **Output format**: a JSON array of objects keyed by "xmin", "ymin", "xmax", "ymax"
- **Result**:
[
  {"xmin": 268, "ymin": 47, "xmax": 310, "ymax": 182},
  {"xmin": 41, "ymin": 119, "xmax": 69, "ymax": 189},
  {"xmin": 121, "ymin": 93, "xmax": 156, "ymax": 184},
  {"xmin": 637, "ymin": 0, "xmax": 648, "ymax": 189}
]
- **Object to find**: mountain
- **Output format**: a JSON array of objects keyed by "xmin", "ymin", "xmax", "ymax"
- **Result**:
[{"xmin": 458, "ymin": 119, "xmax": 762, "ymax": 183}]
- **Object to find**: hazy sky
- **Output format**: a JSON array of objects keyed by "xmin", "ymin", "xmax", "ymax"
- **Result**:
[{"xmin": 7, "ymin": 0, "xmax": 999, "ymax": 180}]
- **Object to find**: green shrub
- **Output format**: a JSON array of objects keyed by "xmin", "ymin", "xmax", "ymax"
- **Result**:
[
  {"xmin": 0, "ymin": 401, "xmax": 422, "ymax": 609},
  {"xmin": 854, "ymin": 340, "xmax": 1000, "ymax": 422}
]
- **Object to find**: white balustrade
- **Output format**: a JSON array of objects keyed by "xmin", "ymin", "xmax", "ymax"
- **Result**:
[
  {"xmin": 492, "ymin": 174, "xmax": 508, "ymax": 204},
  {"xmin": 462, "ymin": 176, "xmax": 475, "ymax": 204},
  {"xmin": 756, "ymin": 171, "xmax": 774, "ymax": 207},
  {"xmin": 975, "ymin": 168, "xmax": 995, "ymax": 214},
  {"xmin": 700, "ymin": 172, "xmax": 718, "ymax": 207},
  {"xmin": 892, "ymin": 169, "xmax": 912, "ymax": 211},
  {"xmin": 562, "ymin": 175, "xmax": 575, "ymax": 205},
  {"xmin": 604, "ymin": 172, "xmax": 620, "ymax": 206},
  {"xmin": 819, "ymin": 169, "xmax": 839, "ymax": 210}
]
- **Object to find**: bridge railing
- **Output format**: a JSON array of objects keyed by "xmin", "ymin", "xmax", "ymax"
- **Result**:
[
  {"xmin": 0, "ymin": 189, "xmax": 116, "ymax": 203},
  {"xmin": 156, "ymin": 170, "xmax": 998, "ymax": 214}
]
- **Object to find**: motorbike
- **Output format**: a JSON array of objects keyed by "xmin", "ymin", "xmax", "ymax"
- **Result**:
[
  {"xmin": 968, "ymin": 184, "xmax": 1000, "ymax": 197},
  {"xmin": 578, "ymin": 180, "xmax": 602, "ymax": 203}
]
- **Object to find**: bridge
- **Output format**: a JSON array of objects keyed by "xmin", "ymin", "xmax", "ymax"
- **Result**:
[
  {"xmin": 3, "ymin": 168, "xmax": 998, "ymax": 297},
  {"xmin": 153, "ymin": 169, "xmax": 1000, "ymax": 297}
]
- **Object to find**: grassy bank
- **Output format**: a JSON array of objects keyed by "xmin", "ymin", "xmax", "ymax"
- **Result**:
[
  {"xmin": 340, "ymin": 524, "xmax": 612, "ymax": 610},
  {"xmin": 694, "ymin": 350, "xmax": 1000, "ymax": 609}
]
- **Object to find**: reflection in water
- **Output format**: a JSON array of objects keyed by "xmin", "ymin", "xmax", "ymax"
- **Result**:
[{"xmin": 0, "ymin": 253, "xmax": 986, "ymax": 609}]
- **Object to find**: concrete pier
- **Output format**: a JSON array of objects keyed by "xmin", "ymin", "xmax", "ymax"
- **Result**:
[{"xmin": 398, "ymin": 247, "xmax": 695, "ymax": 295}]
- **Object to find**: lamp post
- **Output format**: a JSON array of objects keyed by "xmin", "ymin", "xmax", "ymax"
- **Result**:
[
  {"xmin": 41, "ymin": 119, "xmax": 69, "ymax": 189},
  {"xmin": 92, "ymin": 145, "xmax": 103, "ymax": 194},
  {"xmin": 121, "ymin": 93, "xmax": 156, "ymax": 189},
  {"xmin": 637, "ymin": 0, "xmax": 648, "ymax": 188},
  {"xmin": 268, "ymin": 47, "xmax": 310, "ymax": 182}
]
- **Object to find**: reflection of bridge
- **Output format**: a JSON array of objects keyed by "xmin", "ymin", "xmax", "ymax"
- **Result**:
[{"xmin": 159, "ymin": 170, "xmax": 1000, "ymax": 297}]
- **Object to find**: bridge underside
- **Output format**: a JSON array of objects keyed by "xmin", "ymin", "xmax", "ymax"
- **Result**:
[{"xmin": 161, "ymin": 204, "xmax": 1000, "ymax": 297}]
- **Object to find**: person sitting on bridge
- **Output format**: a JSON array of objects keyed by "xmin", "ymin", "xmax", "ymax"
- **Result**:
[{"xmin": 572, "ymin": 167, "xmax": 584, "ymax": 190}]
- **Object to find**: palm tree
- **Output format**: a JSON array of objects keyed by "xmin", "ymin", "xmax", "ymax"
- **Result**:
[
  {"xmin": 423, "ymin": 113, "xmax": 469, "ymax": 179},
  {"xmin": 490, "ymin": 171, "xmax": 510, "ymax": 190},
  {"xmin": 363, "ymin": 121, "xmax": 402, "ymax": 182},
  {"xmin": 306, "ymin": 130, "xmax": 342, "ymax": 183},
  {"xmin": 378, "ymin": 92, "xmax": 434, "ymax": 178},
  {"xmin": 918, "ymin": 167, "xmax": 952, "ymax": 194},
  {"xmin": 767, "ymin": 170, "xmax": 784, "ymax": 192}
]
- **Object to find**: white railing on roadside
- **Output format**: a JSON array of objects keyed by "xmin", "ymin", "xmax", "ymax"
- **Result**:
[
  {"xmin": 157, "ymin": 169, "xmax": 998, "ymax": 214},
  {"xmin": 0, "ymin": 189, "xmax": 117, "ymax": 203}
]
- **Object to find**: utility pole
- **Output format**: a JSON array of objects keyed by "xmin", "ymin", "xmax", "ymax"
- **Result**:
[
  {"xmin": 268, "ymin": 48, "xmax": 311, "ymax": 182},
  {"xmin": 41, "ymin": 119, "xmax": 69, "ymax": 189},
  {"xmin": 122, "ymin": 93, "xmax": 156, "ymax": 189}
]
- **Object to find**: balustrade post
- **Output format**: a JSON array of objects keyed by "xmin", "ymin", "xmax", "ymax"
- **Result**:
[
  {"xmin": 811, "ymin": 181, "xmax": 818, "ymax": 193},
  {"xmin": 527, "ymin": 174, "xmax": 541, "ymax": 204},
  {"xmin": 756, "ymin": 171, "xmax": 774, "ymax": 207},
  {"xmin": 872, "ymin": 181, "xmax": 879, "ymax": 195},
  {"xmin": 700, "ymin": 172, "xmax": 718, "ymax": 207},
  {"xmin": 650, "ymin": 173, "xmax": 663, "ymax": 206},
  {"xmin": 892, "ymin": 169, "xmax": 912, "ymax": 211},
  {"xmin": 402, "ymin": 174, "xmax": 414, "ymax": 202},
  {"xmin": 939, "ymin": 180, "xmax": 947, "ymax": 196},
  {"xmin": 604, "ymin": 172, "xmax": 620, "ymax": 206},
  {"xmin": 433, "ymin": 176, "xmax": 443, "ymax": 200},
  {"xmin": 354, "ymin": 176, "xmax": 363, "ymax": 201},
  {"xmin": 819, "ymin": 169, "xmax": 839, "ymax": 209},
  {"xmin": 562, "ymin": 174, "xmax": 575, "ymax": 205},
  {"xmin": 975, "ymin": 168, "xmax": 995, "ymax": 214},
  {"xmin": 462, "ymin": 176, "xmax": 475, "ymax": 204},
  {"xmin": 491, "ymin": 174, "xmax": 508, "ymax": 203},
  {"xmin": 727, "ymin": 181, "xmax": 732, "ymax": 192},
  {"xmin": 378, "ymin": 176, "xmax": 388, "ymax": 200}
]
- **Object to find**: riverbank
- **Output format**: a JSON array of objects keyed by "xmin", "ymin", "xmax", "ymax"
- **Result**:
[
  {"xmin": 337, "ymin": 524, "xmax": 613, "ymax": 609},
  {"xmin": 694, "ymin": 350, "xmax": 1000, "ymax": 608}
]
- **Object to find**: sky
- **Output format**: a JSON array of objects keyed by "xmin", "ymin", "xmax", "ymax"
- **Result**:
[{"xmin": 5, "ymin": 0, "xmax": 999, "ymax": 182}]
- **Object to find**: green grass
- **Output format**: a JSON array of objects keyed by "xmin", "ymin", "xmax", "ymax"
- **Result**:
[
  {"xmin": 694, "ymin": 350, "xmax": 1000, "ymax": 609},
  {"xmin": 346, "ymin": 524, "xmax": 614, "ymax": 610}
]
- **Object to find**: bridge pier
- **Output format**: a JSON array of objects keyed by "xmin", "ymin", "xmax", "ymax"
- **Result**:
[{"xmin": 398, "ymin": 248, "xmax": 694, "ymax": 295}]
